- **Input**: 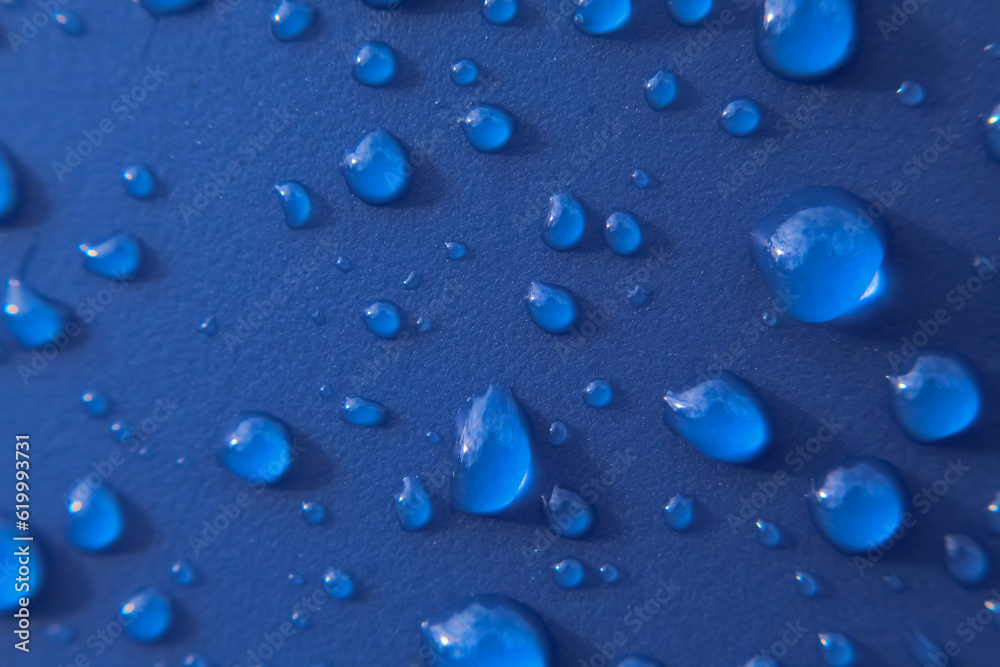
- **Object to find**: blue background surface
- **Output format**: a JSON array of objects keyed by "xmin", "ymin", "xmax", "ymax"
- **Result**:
[{"xmin": 1, "ymin": 0, "xmax": 999, "ymax": 665}]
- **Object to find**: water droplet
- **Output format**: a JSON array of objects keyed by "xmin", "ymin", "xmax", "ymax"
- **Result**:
[
  {"xmin": 944, "ymin": 534, "xmax": 990, "ymax": 586},
  {"xmin": 110, "ymin": 421, "xmax": 132, "ymax": 443},
  {"xmin": 53, "ymin": 9, "xmax": 84, "ymax": 34},
  {"xmin": 460, "ymin": 106, "xmax": 515, "ymax": 152},
  {"xmin": 755, "ymin": 519, "xmax": 782, "ymax": 547},
  {"xmin": 271, "ymin": 0, "xmax": 315, "ymax": 41},
  {"xmin": 796, "ymin": 570, "xmax": 819, "ymax": 597},
  {"xmin": 198, "ymin": 316, "xmax": 218, "ymax": 337},
  {"xmin": 906, "ymin": 629, "xmax": 943, "ymax": 665},
  {"xmin": 542, "ymin": 485, "xmax": 594, "ymax": 538},
  {"xmin": 482, "ymin": 0, "xmax": 517, "ymax": 24},
  {"xmin": 548, "ymin": 421, "xmax": 568, "ymax": 445},
  {"xmin": 220, "ymin": 413, "xmax": 294, "ymax": 484},
  {"xmin": 631, "ymin": 169, "xmax": 650, "ymax": 188},
  {"xmin": 138, "ymin": 0, "xmax": 202, "ymax": 15},
  {"xmin": 628, "ymin": 285, "xmax": 649, "ymax": 307},
  {"xmin": 341, "ymin": 128, "xmax": 413, "ymax": 205},
  {"xmin": 600, "ymin": 563, "xmax": 619, "ymax": 583},
  {"xmin": 301, "ymin": 501, "xmax": 326, "ymax": 524},
  {"xmin": 182, "ymin": 655, "xmax": 209, "ymax": 667},
  {"xmin": 274, "ymin": 181, "xmax": 311, "ymax": 228},
  {"xmin": 888, "ymin": 352, "xmax": 981, "ymax": 442},
  {"xmin": 120, "ymin": 588, "xmax": 172, "ymax": 641},
  {"xmin": 340, "ymin": 396, "xmax": 388, "ymax": 426},
  {"xmin": 818, "ymin": 632, "xmax": 854, "ymax": 667},
  {"xmin": 353, "ymin": 42, "xmax": 398, "ymax": 86},
  {"xmin": 617, "ymin": 658, "xmax": 663, "ymax": 667},
  {"xmin": 720, "ymin": 98, "xmax": 762, "ymax": 136},
  {"xmin": 426, "ymin": 430, "xmax": 441, "ymax": 444},
  {"xmin": 4, "ymin": 279, "xmax": 66, "ymax": 348},
  {"xmin": 310, "ymin": 309, "xmax": 326, "ymax": 324},
  {"xmin": 46, "ymin": 623, "xmax": 73, "ymax": 644},
  {"xmin": 67, "ymin": 482, "xmax": 124, "ymax": 551},
  {"xmin": 336, "ymin": 256, "xmax": 353, "ymax": 272},
  {"xmin": 741, "ymin": 658, "xmax": 777, "ymax": 667},
  {"xmin": 291, "ymin": 608, "xmax": 310, "ymax": 628},
  {"xmin": 573, "ymin": 0, "xmax": 631, "ymax": 35},
  {"xmin": 322, "ymin": 568, "xmax": 354, "ymax": 599},
  {"xmin": 644, "ymin": 69, "xmax": 677, "ymax": 110},
  {"xmin": 807, "ymin": 457, "xmax": 906, "ymax": 553},
  {"xmin": 525, "ymin": 280, "xmax": 579, "ymax": 334},
  {"xmin": 754, "ymin": 0, "xmax": 858, "ymax": 81},
  {"xmin": 170, "ymin": 560, "xmax": 195, "ymax": 586},
  {"xmin": 584, "ymin": 379, "xmax": 613, "ymax": 408},
  {"xmin": 445, "ymin": 241, "xmax": 467, "ymax": 259},
  {"xmin": 987, "ymin": 491, "xmax": 1000, "ymax": 535},
  {"xmin": 553, "ymin": 558, "xmax": 585, "ymax": 588},
  {"xmin": 0, "ymin": 148, "xmax": 18, "ymax": 222},
  {"xmin": 421, "ymin": 595, "xmax": 552, "ymax": 666},
  {"xmin": 78, "ymin": 232, "xmax": 142, "ymax": 278},
  {"xmin": 882, "ymin": 574, "xmax": 904, "ymax": 591},
  {"xmin": 663, "ymin": 372, "xmax": 771, "ymax": 463},
  {"xmin": 319, "ymin": 383, "xmax": 332, "ymax": 397},
  {"xmin": 1, "ymin": 522, "xmax": 44, "ymax": 611},
  {"xmin": 453, "ymin": 385, "xmax": 533, "ymax": 515},
  {"xmin": 451, "ymin": 59, "xmax": 479, "ymax": 85},
  {"xmin": 664, "ymin": 0, "xmax": 711, "ymax": 25},
  {"xmin": 751, "ymin": 186, "xmax": 888, "ymax": 322},
  {"xmin": 542, "ymin": 193, "xmax": 586, "ymax": 251},
  {"xmin": 663, "ymin": 493, "xmax": 693, "ymax": 531},
  {"xmin": 603, "ymin": 211, "xmax": 643, "ymax": 255},
  {"xmin": 403, "ymin": 271, "xmax": 422, "ymax": 290},
  {"xmin": 80, "ymin": 391, "xmax": 110, "ymax": 417},
  {"xmin": 896, "ymin": 80, "xmax": 925, "ymax": 107},
  {"xmin": 761, "ymin": 311, "xmax": 778, "ymax": 327},
  {"xmin": 417, "ymin": 315, "xmax": 432, "ymax": 331},
  {"xmin": 986, "ymin": 103, "xmax": 1000, "ymax": 161},
  {"xmin": 396, "ymin": 475, "xmax": 432, "ymax": 530},
  {"xmin": 364, "ymin": 301, "xmax": 401, "ymax": 339},
  {"xmin": 986, "ymin": 42, "xmax": 1000, "ymax": 59},
  {"xmin": 288, "ymin": 573, "xmax": 303, "ymax": 586},
  {"xmin": 121, "ymin": 164, "xmax": 154, "ymax": 198}
]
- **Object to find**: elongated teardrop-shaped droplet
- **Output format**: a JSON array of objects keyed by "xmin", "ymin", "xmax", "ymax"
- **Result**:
[
  {"xmin": 451, "ymin": 59, "xmax": 479, "ymax": 85},
  {"xmin": 4, "ymin": 279, "xmax": 66, "ymax": 348},
  {"xmin": 720, "ymin": 98, "xmax": 761, "ymax": 136},
  {"xmin": 340, "ymin": 396, "xmax": 388, "ymax": 426},
  {"xmin": 1, "ymin": 522, "xmax": 44, "ymax": 611},
  {"xmin": 751, "ymin": 186, "xmax": 888, "ymax": 322},
  {"xmin": 584, "ymin": 379, "xmax": 612, "ymax": 407},
  {"xmin": 818, "ymin": 632, "xmax": 854, "ymax": 667},
  {"xmin": 542, "ymin": 193, "xmax": 585, "ymax": 250},
  {"xmin": 796, "ymin": 571, "xmax": 819, "ymax": 596},
  {"xmin": 525, "ymin": 281, "xmax": 579, "ymax": 334},
  {"xmin": 665, "ymin": 0, "xmax": 711, "ymax": 25},
  {"xmin": 663, "ymin": 372, "xmax": 770, "ymax": 463},
  {"xmin": 987, "ymin": 491, "xmax": 1000, "ymax": 535},
  {"xmin": 452, "ymin": 386, "xmax": 533, "ymax": 515},
  {"xmin": 353, "ymin": 42, "xmax": 397, "ymax": 86},
  {"xmin": 663, "ymin": 493, "xmax": 693, "ymax": 531},
  {"xmin": 396, "ymin": 476, "xmax": 432, "ymax": 530},
  {"xmin": 422, "ymin": 595, "xmax": 552, "ymax": 667},
  {"xmin": 78, "ymin": 232, "xmax": 142, "ymax": 278},
  {"xmin": 896, "ymin": 80, "xmax": 925, "ymax": 107},
  {"xmin": 120, "ymin": 589, "xmax": 172, "ymax": 642},
  {"xmin": 548, "ymin": 421, "xmax": 568, "ymax": 445},
  {"xmin": 542, "ymin": 485, "xmax": 593, "ymax": 538},
  {"xmin": 122, "ymin": 164, "xmax": 154, "ymax": 198},
  {"xmin": 0, "ymin": 148, "xmax": 18, "ymax": 223},
  {"xmin": 807, "ymin": 457, "xmax": 906, "ymax": 553},
  {"xmin": 887, "ymin": 352, "xmax": 981, "ymax": 442},
  {"xmin": 944, "ymin": 534, "xmax": 990, "ymax": 586},
  {"xmin": 553, "ymin": 558, "xmax": 585, "ymax": 588},
  {"xmin": 482, "ymin": 0, "xmax": 517, "ymax": 24},
  {"xmin": 301, "ymin": 501, "xmax": 326, "ymax": 524},
  {"xmin": 274, "ymin": 181, "xmax": 311, "ymax": 228},
  {"xmin": 754, "ymin": 0, "xmax": 858, "ymax": 81},
  {"xmin": 987, "ymin": 104, "xmax": 1000, "ymax": 161},
  {"xmin": 139, "ymin": 0, "xmax": 203, "ymax": 14},
  {"xmin": 460, "ymin": 106, "xmax": 515, "ymax": 152},
  {"xmin": 220, "ymin": 413, "xmax": 293, "ymax": 484},
  {"xmin": 68, "ymin": 482, "xmax": 124, "ymax": 551},
  {"xmin": 573, "ymin": 0, "xmax": 631, "ymax": 35},
  {"xmin": 54, "ymin": 9, "xmax": 85, "ymax": 34},
  {"xmin": 341, "ymin": 128, "xmax": 413, "ymax": 205},
  {"xmin": 323, "ymin": 568, "xmax": 355, "ymax": 599},
  {"xmin": 364, "ymin": 301, "xmax": 401, "ymax": 338},
  {"xmin": 271, "ymin": 1, "xmax": 315, "ymax": 41},
  {"xmin": 756, "ymin": 519, "xmax": 781, "ymax": 547},
  {"xmin": 81, "ymin": 391, "xmax": 110, "ymax": 417},
  {"xmin": 603, "ymin": 211, "xmax": 642, "ymax": 255},
  {"xmin": 616, "ymin": 658, "xmax": 663, "ymax": 667},
  {"xmin": 403, "ymin": 271, "xmax": 421, "ymax": 290},
  {"xmin": 644, "ymin": 70, "xmax": 677, "ymax": 110}
]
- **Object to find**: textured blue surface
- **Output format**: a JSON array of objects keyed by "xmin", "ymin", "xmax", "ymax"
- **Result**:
[{"xmin": 1, "ymin": 1, "xmax": 999, "ymax": 665}]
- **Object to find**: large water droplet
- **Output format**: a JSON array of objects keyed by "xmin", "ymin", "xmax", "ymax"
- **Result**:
[
  {"xmin": 323, "ymin": 568, "xmax": 355, "ymax": 599},
  {"xmin": 4, "ymin": 279, "xmax": 67, "ymax": 348},
  {"xmin": 887, "ymin": 351, "xmax": 981, "ymax": 442},
  {"xmin": 122, "ymin": 164, "xmax": 154, "ymax": 199},
  {"xmin": 482, "ymin": 0, "xmax": 518, "ymax": 24},
  {"xmin": 665, "ymin": 0, "xmax": 711, "ymax": 25},
  {"xmin": 460, "ymin": 106, "xmax": 515, "ymax": 152},
  {"xmin": 421, "ymin": 595, "xmax": 552, "ymax": 667},
  {"xmin": 944, "ymin": 534, "xmax": 990, "ymax": 586},
  {"xmin": 68, "ymin": 482, "xmax": 124, "ymax": 551},
  {"xmin": 795, "ymin": 570, "xmax": 819, "ymax": 596},
  {"xmin": 751, "ymin": 186, "xmax": 887, "ymax": 323},
  {"xmin": 80, "ymin": 391, "xmax": 110, "ymax": 417},
  {"xmin": 987, "ymin": 103, "xmax": 1000, "ymax": 161},
  {"xmin": 720, "ymin": 98, "xmax": 762, "ymax": 137},
  {"xmin": 573, "ymin": 0, "xmax": 631, "ymax": 35},
  {"xmin": 754, "ymin": 0, "xmax": 858, "ymax": 81},
  {"xmin": 138, "ymin": 0, "xmax": 203, "ymax": 14},
  {"xmin": 340, "ymin": 396, "xmax": 388, "ymax": 426},
  {"xmin": 452, "ymin": 386, "xmax": 533, "ymax": 515},
  {"xmin": 364, "ymin": 300, "xmax": 402, "ymax": 339},
  {"xmin": 274, "ymin": 181, "xmax": 312, "ymax": 228},
  {"xmin": 603, "ymin": 211, "xmax": 642, "ymax": 255},
  {"xmin": 663, "ymin": 372, "xmax": 771, "ymax": 463},
  {"xmin": 807, "ymin": 457, "xmax": 906, "ymax": 553},
  {"xmin": 0, "ymin": 148, "xmax": 18, "ymax": 222},
  {"xmin": 818, "ymin": 632, "xmax": 854, "ymax": 667},
  {"xmin": 644, "ymin": 70, "xmax": 677, "ymax": 110},
  {"xmin": 78, "ymin": 232, "xmax": 142, "ymax": 278},
  {"xmin": 220, "ymin": 413, "xmax": 294, "ymax": 484},
  {"xmin": 553, "ymin": 558, "xmax": 585, "ymax": 588},
  {"xmin": 120, "ymin": 588, "xmax": 172, "ymax": 641},
  {"xmin": 542, "ymin": 193, "xmax": 586, "ymax": 251},
  {"xmin": 1, "ymin": 522, "xmax": 44, "ymax": 611},
  {"xmin": 341, "ymin": 128, "xmax": 413, "ymax": 205},
  {"xmin": 584, "ymin": 379, "xmax": 613, "ymax": 408},
  {"xmin": 451, "ymin": 59, "xmax": 479, "ymax": 86},
  {"xmin": 396, "ymin": 476, "xmax": 432, "ymax": 530},
  {"xmin": 896, "ymin": 80, "xmax": 926, "ymax": 107},
  {"xmin": 663, "ymin": 493, "xmax": 693, "ymax": 531},
  {"xmin": 542, "ymin": 485, "xmax": 594, "ymax": 538},
  {"xmin": 353, "ymin": 42, "xmax": 398, "ymax": 86},
  {"xmin": 271, "ymin": 1, "xmax": 315, "ymax": 41},
  {"xmin": 525, "ymin": 281, "xmax": 579, "ymax": 334},
  {"xmin": 756, "ymin": 519, "xmax": 782, "ymax": 547}
]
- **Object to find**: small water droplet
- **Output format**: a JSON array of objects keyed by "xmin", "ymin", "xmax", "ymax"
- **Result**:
[
  {"xmin": 319, "ymin": 383, "xmax": 332, "ymax": 397},
  {"xmin": 110, "ymin": 420, "xmax": 132, "ymax": 443},
  {"xmin": 271, "ymin": 0, "xmax": 315, "ymax": 41},
  {"xmin": 416, "ymin": 315, "xmax": 432, "ymax": 331},
  {"xmin": 3, "ymin": 279, "xmax": 67, "ymax": 348},
  {"xmin": 482, "ymin": 0, "xmax": 517, "ymax": 24},
  {"xmin": 364, "ymin": 301, "xmax": 401, "ymax": 339},
  {"xmin": 542, "ymin": 193, "xmax": 586, "ymax": 251},
  {"xmin": 445, "ymin": 241, "xmax": 467, "ymax": 259},
  {"xmin": 80, "ymin": 391, "xmax": 110, "ymax": 417},
  {"xmin": 548, "ymin": 421, "xmax": 568, "ymax": 445},
  {"xmin": 396, "ymin": 476, "xmax": 432, "ymax": 530},
  {"xmin": 906, "ymin": 629, "xmax": 943, "ymax": 666},
  {"xmin": 584, "ymin": 379, "xmax": 612, "ymax": 408},
  {"xmin": 986, "ymin": 103, "xmax": 1000, "ymax": 161},
  {"xmin": 182, "ymin": 655, "xmax": 209, "ymax": 667},
  {"xmin": 1, "ymin": 522, "xmax": 44, "ymax": 611},
  {"xmin": 644, "ymin": 69, "xmax": 677, "ymax": 110},
  {"xmin": 795, "ymin": 570, "xmax": 819, "ymax": 597},
  {"xmin": 664, "ymin": 0, "xmax": 711, "ymax": 25},
  {"xmin": 291, "ymin": 608, "xmax": 310, "ymax": 628},
  {"xmin": 987, "ymin": 491, "xmax": 1000, "ymax": 535},
  {"xmin": 617, "ymin": 658, "xmax": 663, "ymax": 667},
  {"xmin": 322, "ymin": 568, "xmax": 354, "ymax": 599},
  {"xmin": 631, "ymin": 169, "xmax": 650, "ymax": 188},
  {"xmin": 881, "ymin": 574, "xmax": 904, "ymax": 591},
  {"xmin": 53, "ymin": 10, "xmax": 84, "ymax": 34},
  {"xmin": 451, "ymin": 59, "xmax": 479, "ymax": 85},
  {"xmin": 341, "ymin": 128, "xmax": 413, "ymax": 205},
  {"xmin": 761, "ymin": 311, "xmax": 778, "ymax": 327},
  {"xmin": 288, "ymin": 573, "xmax": 303, "ymax": 586},
  {"xmin": 301, "ymin": 501, "xmax": 326, "ymax": 524},
  {"xmin": 944, "ymin": 534, "xmax": 990, "ymax": 586},
  {"xmin": 122, "ymin": 164, "xmax": 154, "ymax": 198},
  {"xmin": 542, "ymin": 485, "xmax": 594, "ymax": 538},
  {"xmin": 460, "ymin": 106, "xmax": 515, "ymax": 152},
  {"xmin": 553, "ymin": 558, "xmax": 585, "ymax": 588},
  {"xmin": 198, "ymin": 316, "xmax": 219, "ymax": 337},
  {"xmin": 170, "ymin": 560, "xmax": 195, "ymax": 586},
  {"xmin": 573, "ymin": 0, "xmax": 631, "ymax": 35},
  {"xmin": 599, "ymin": 563, "xmax": 619, "ymax": 583},
  {"xmin": 0, "ymin": 148, "xmax": 19, "ymax": 222},
  {"xmin": 336, "ymin": 256, "xmax": 353, "ymax": 272},
  {"xmin": 46, "ymin": 623, "xmax": 73, "ymax": 644},
  {"xmin": 986, "ymin": 42, "xmax": 1000, "ymax": 59},
  {"xmin": 78, "ymin": 232, "xmax": 142, "ymax": 278},
  {"xmin": 754, "ymin": 0, "xmax": 858, "ymax": 81},
  {"xmin": 403, "ymin": 271, "xmax": 422, "ymax": 290},
  {"xmin": 888, "ymin": 352, "xmax": 981, "ymax": 442},
  {"xmin": 603, "ymin": 211, "xmax": 642, "ymax": 255},
  {"xmin": 720, "ymin": 98, "xmax": 762, "ymax": 136},
  {"xmin": 138, "ymin": 0, "xmax": 202, "ymax": 14},
  {"xmin": 741, "ymin": 657, "xmax": 777, "ymax": 667},
  {"xmin": 628, "ymin": 285, "xmax": 649, "ymax": 307},
  {"xmin": 426, "ymin": 430, "xmax": 441, "ymax": 444},
  {"xmin": 525, "ymin": 280, "xmax": 579, "ymax": 334},
  {"xmin": 895, "ymin": 80, "xmax": 925, "ymax": 106},
  {"xmin": 220, "ymin": 413, "xmax": 294, "ymax": 484},
  {"xmin": 120, "ymin": 588, "xmax": 172, "ymax": 641},
  {"xmin": 340, "ymin": 396, "xmax": 388, "ymax": 426},
  {"xmin": 353, "ymin": 41, "xmax": 398, "ymax": 86},
  {"xmin": 755, "ymin": 519, "xmax": 782, "ymax": 547},
  {"xmin": 421, "ymin": 595, "xmax": 552, "ymax": 665},
  {"xmin": 274, "ymin": 181, "xmax": 312, "ymax": 228},
  {"xmin": 310, "ymin": 309, "xmax": 326, "ymax": 324},
  {"xmin": 818, "ymin": 632, "xmax": 854, "ymax": 667},
  {"xmin": 67, "ymin": 482, "xmax": 124, "ymax": 551},
  {"xmin": 663, "ymin": 493, "xmax": 693, "ymax": 532}
]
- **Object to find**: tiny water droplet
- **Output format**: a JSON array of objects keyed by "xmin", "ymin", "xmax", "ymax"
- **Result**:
[
  {"xmin": 198, "ymin": 316, "xmax": 218, "ymax": 337},
  {"xmin": 340, "ymin": 396, "xmax": 388, "ymax": 426},
  {"xmin": 818, "ymin": 632, "xmax": 854, "ymax": 667},
  {"xmin": 888, "ymin": 351, "xmax": 981, "ymax": 442},
  {"xmin": 617, "ymin": 658, "xmax": 663, "ymax": 667},
  {"xmin": 426, "ymin": 430, "xmax": 441, "ymax": 444},
  {"xmin": 741, "ymin": 657, "xmax": 777, "ymax": 667},
  {"xmin": 795, "ymin": 570, "xmax": 819, "ymax": 597},
  {"xmin": 310, "ymin": 309, "xmax": 326, "ymax": 324},
  {"xmin": 78, "ymin": 232, "xmax": 142, "ymax": 278},
  {"xmin": 138, "ymin": 0, "xmax": 202, "ymax": 14},
  {"xmin": 322, "ymin": 568, "xmax": 354, "ymax": 599},
  {"xmin": 573, "ymin": 0, "xmax": 631, "ymax": 35},
  {"xmin": 336, "ymin": 256, "xmax": 353, "ymax": 272},
  {"xmin": 353, "ymin": 42, "xmax": 398, "ymax": 86},
  {"xmin": 548, "ymin": 421, "xmax": 568, "ymax": 445},
  {"xmin": 584, "ymin": 379, "xmax": 612, "ymax": 408},
  {"xmin": 4, "ymin": 279, "xmax": 67, "ymax": 348},
  {"xmin": 120, "ymin": 588, "xmax": 172, "ymax": 641},
  {"xmin": 301, "ymin": 501, "xmax": 326, "ymax": 524},
  {"xmin": 628, "ymin": 285, "xmax": 649, "ymax": 307},
  {"xmin": 986, "ymin": 103, "xmax": 1000, "ymax": 161},
  {"xmin": 288, "ymin": 573, "xmax": 303, "ymax": 586},
  {"xmin": 416, "ymin": 315, "xmax": 432, "ymax": 331},
  {"xmin": 907, "ymin": 629, "xmax": 943, "ymax": 666},
  {"xmin": 403, "ymin": 271, "xmax": 422, "ymax": 289},
  {"xmin": 603, "ymin": 211, "xmax": 642, "ymax": 255},
  {"xmin": 341, "ymin": 128, "xmax": 413, "ymax": 205},
  {"xmin": 364, "ymin": 301, "xmax": 401, "ymax": 339},
  {"xmin": 664, "ymin": 0, "xmax": 711, "ymax": 25},
  {"xmin": 291, "ymin": 609, "xmax": 310, "ymax": 628},
  {"xmin": 896, "ymin": 80, "xmax": 925, "ymax": 107},
  {"xmin": 460, "ymin": 106, "xmax": 515, "ymax": 152},
  {"xmin": 882, "ymin": 574, "xmax": 904, "ymax": 591},
  {"xmin": 220, "ymin": 413, "xmax": 294, "ymax": 484},
  {"xmin": 663, "ymin": 493, "xmax": 693, "ymax": 532},
  {"xmin": 754, "ymin": 0, "xmax": 858, "ymax": 81},
  {"xmin": 987, "ymin": 491, "xmax": 1000, "ymax": 535},
  {"xmin": 445, "ymin": 241, "xmax": 467, "ymax": 259},
  {"xmin": 451, "ymin": 59, "xmax": 479, "ymax": 85},
  {"xmin": 46, "ymin": 623, "xmax": 73, "ymax": 644},
  {"xmin": 599, "ymin": 563, "xmax": 619, "ymax": 583},
  {"xmin": 755, "ymin": 519, "xmax": 782, "ymax": 547},
  {"xmin": 396, "ymin": 476, "xmax": 432, "ymax": 530},
  {"xmin": 631, "ymin": 169, "xmax": 650, "ymax": 188},
  {"xmin": 182, "ymin": 655, "xmax": 209, "ymax": 667},
  {"xmin": 53, "ymin": 9, "xmax": 84, "ymax": 33},
  {"xmin": 720, "ymin": 98, "xmax": 762, "ymax": 136},
  {"xmin": 271, "ymin": 0, "xmax": 315, "ymax": 41},
  {"xmin": 122, "ymin": 164, "xmax": 154, "ymax": 198},
  {"xmin": 68, "ymin": 482, "xmax": 124, "ymax": 551},
  {"xmin": 482, "ymin": 0, "xmax": 517, "ymax": 24},
  {"xmin": 761, "ymin": 311, "xmax": 778, "ymax": 327},
  {"xmin": 110, "ymin": 420, "xmax": 132, "ymax": 443},
  {"xmin": 525, "ymin": 280, "xmax": 579, "ymax": 334},
  {"xmin": 319, "ymin": 383, "xmax": 332, "ymax": 397},
  {"xmin": 80, "ymin": 391, "xmax": 110, "ymax": 417},
  {"xmin": 986, "ymin": 42, "xmax": 1000, "ymax": 59},
  {"xmin": 944, "ymin": 534, "xmax": 990, "ymax": 586},
  {"xmin": 644, "ymin": 70, "xmax": 677, "ymax": 110},
  {"xmin": 274, "ymin": 181, "xmax": 312, "ymax": 228},
  {"xmin": 542, "ymin": 485, "xmax": 594, "ymax": 538},
  {"xmin": 170, "ymin": 560, "xmax": 195, "ymax": 586},
  {"xmin": 553, "ymin": 558, "xmax": 585, "ymax": 588},
  {"xmin": 542, "ymin": 193, "xmax": 585, "ymax": 251}
]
